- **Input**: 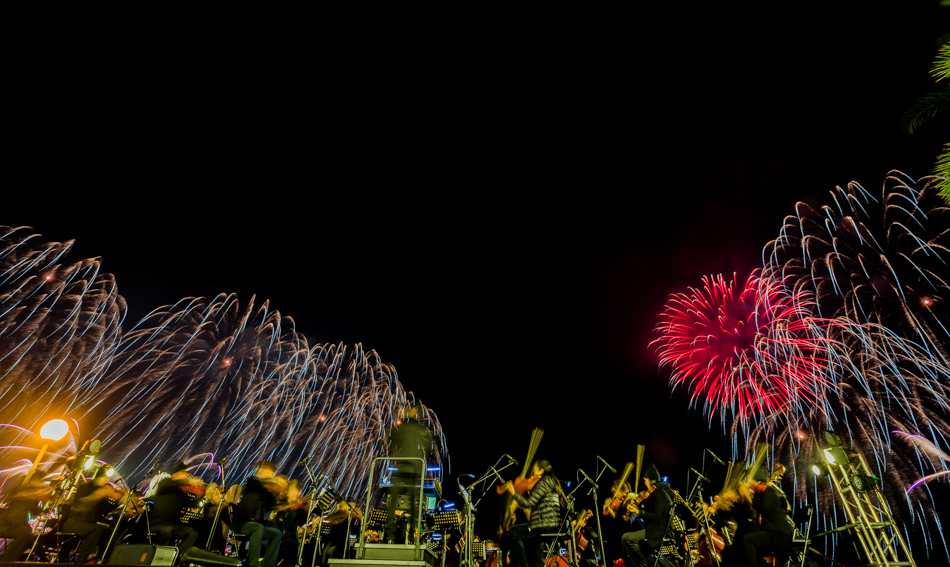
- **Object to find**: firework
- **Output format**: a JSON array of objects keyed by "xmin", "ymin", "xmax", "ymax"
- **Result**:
[
  {"xmin": 0, "ymin": 226, "xmax": 125, "ymax": 469},
  {"xmin": 651, "ymin": 271, "xmax": 836, "ymax": 434},
  {"xmin": 0, "ymin": 227, "xmax": 447, "ymax": 502},
  {"xmin": 93, "ymin": 293, "xmax": 447, "ymax": 496},
  {"xmin": 764, "ymin": 171, "xmax": 950, "ymax": 356},
  {"xmin": 655, "ymin": 173, "xmax": 950, "ymax": 557}
]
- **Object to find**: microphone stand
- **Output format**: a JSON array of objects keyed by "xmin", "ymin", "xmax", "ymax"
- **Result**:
[
  {"xmin": 457, "ymin": 477, "xmax": 475, "ymax": 567},
  {"xmin": 592, "ymin": 461, "xmax": 611, "ymax": 567},
  {"xmin": 462, "ymin": 459, "xmax": 514, "ymax": 567},
  {"xmin": 299, "ymin": 462, "xmax": 329, "ymax": 567},
  {"xmin": 205, "ymin": 459, "xmax": 228, "ymax": 550},
  {"xmin": 98, "ymin": 470, "xmax": 152, "ymax": 564},
  {"xmin": 692, "ymin": 471, "xmax": 720, "ymax": 567},
  {"xmin": 550, "ymin": 474, "xmax": 593, "ymax": 567}
]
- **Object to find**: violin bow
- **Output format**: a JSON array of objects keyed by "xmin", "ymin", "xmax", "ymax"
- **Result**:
[
  {"xmin": 522, "ymin": 427, "xmax": 543, "ymax": 478},
  {"xmin": 633, "ymin": 444, "xmax": 644, "ymax": 494}
]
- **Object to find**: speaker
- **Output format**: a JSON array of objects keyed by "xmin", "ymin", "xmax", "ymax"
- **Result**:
[
  {"xmin": 180, "ymin": 547, "xmax": 243, "ymax": 567},
  {"xmin": 107, "ymin": 544, "xmax": 178, "ymax": 565}
]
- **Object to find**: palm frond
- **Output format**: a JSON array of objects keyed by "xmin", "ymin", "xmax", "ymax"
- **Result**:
[
  {"xmin": 936, "ymin": 143, "xmax": 950, "ymax": 200},
  {"xmin": 932, "ymin": 42, "xmax": 950, "ymax": 83},
  {"xmin": 901, "ymin": 90, "xmax": 950, "ymax": 134}
]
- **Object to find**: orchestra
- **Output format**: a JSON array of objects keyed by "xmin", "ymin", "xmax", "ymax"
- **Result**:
[{"xmin": 0, "ymin": 433, "xmax": 802, "ymax": 567}]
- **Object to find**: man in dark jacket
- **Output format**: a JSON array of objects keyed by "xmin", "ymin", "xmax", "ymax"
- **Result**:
[
  {"xmin": 148, "ymin": 462, "xmax": 203, "ymax": 556},
  {"xmin": 62, "ymin": 466, "xmax": 125, "ymax": 562},
  {"xmin": 621, "ymin": 463, "xmax": 673, "ymax": 567},
  {"xmin": 734, "ymin": 467, "xmax": 793, "ymax": 566},
  {"xmin": 231, "ymin": 461, "xmax": 282, "ymax": 567},
  {"xmin": 383, "ymin": 404, "xmax": 433, "ymax": 544}
]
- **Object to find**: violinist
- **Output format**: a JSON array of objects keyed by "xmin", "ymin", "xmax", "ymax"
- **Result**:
[
  {"xmin": 320, "ymin": 500, "xmax": 363, "ymax": 565},
  {"xmin": 0, "ymin": 473, "xmax": 52, "ymax": 560},
  {"xmin": 504, "ymin": 459, "xmax": 561, "ymax": 567},
  {"xmin": 194, "ymin": 482, "xmax": 227, "ymax": 552},
  {"xmin": 232, "ymin": 460, "xmax": 283, "ymax": 567},
  {"xmin": 62, "ymin": 464, "xmax": 126, "ymax": 562},
  {"xmin": 620, "ymin": 463, "xmax": 673, "ymax": 567},
  {"xmin": 730, "ymin": 467, "xmax": 793, "ymax": 567},
  {"xmin": 601, "ymin": 478, "xmax": 632, "ymax": 519},
  {"xmin": 273, "ymin": 478, "xmax": 309, "ymax": 567},
  {"xmin": 148, "ymin": 461, "xmax": 205, "ymax": 556},
  {"xmin": 600, "ymin": 478, "xmax": 640, "ymax": 564}
]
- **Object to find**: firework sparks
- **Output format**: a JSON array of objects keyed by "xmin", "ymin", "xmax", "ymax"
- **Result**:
[
  {"xmin": 764, "ymin": 171, "xmax": 950, "ymax": 355},
  {"xmin": 655, "ymin": 173, "xmax": 950, "ymax": 557},
  {"xmin": 95, "ymin": 293, "xmax": 447, "ymax": 495},
  {"xmin": 894, "ymin": 431, "xmax": 950, "ymax": 493},
  {"xmin": 0, "ymin": 227, "xmax": 447, "ymax": 501},
  {"xmin": 651, "ymin": 271, "xmax": 836, "ymax": 434},
  {"xmin": 0, "ymin": 226, "xmax": 125, "ymax": 464}
]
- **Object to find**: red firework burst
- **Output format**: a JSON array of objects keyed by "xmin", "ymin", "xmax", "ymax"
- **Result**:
[{"xmin": 651, "ymin": 272, "xmax": 833, "ymax": 428}]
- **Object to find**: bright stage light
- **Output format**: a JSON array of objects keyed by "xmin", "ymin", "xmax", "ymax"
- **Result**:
[
  {"xmin": 40, "ymin": 419, "xmax": 69, "ymax": 441},
  {"xmin": 851, "ymin": 473, "xmax": 879, "ymax": 493},
  {"xmin": 822, "ymin": 446, "xmax": 849, "ymax": 466}
]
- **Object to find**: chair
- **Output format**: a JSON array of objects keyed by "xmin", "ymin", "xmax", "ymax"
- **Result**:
[
  {"xmin": 43, "ymin": 531, "xmax": 82, "ymax": 562},
  {"xmin": 220, "ymin": 485, "xmax": 247, "ymax": 560},
  {"xmin": 538, "ymin": 532, "xmax": 569, "ymax": 566}
]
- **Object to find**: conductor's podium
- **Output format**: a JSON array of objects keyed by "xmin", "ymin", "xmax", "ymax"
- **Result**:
[{"xmin": 328, "ymin": 542, "xmax": 439, "ymax": 566}]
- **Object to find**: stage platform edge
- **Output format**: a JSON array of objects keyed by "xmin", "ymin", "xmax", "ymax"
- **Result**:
[
  {"xmin": 329, "ymin": 561, "xmax": 431, "ymax": 567},
  {"xmin": 0, "ymin": 563, "xmax": 180, "ymax": 567},
  {"xmin": 329, "ymin": 542, "xmax": 439, "ymax": 566}
]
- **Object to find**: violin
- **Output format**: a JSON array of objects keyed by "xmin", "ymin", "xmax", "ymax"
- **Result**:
[
  {"xmin": 604, "ymin": 462, "xmax": 634, "ymax": 515},
  {"xmin": 496, "ymin": 473, "xmax": 540, "ymax": 495},
  {"xmin": 574, "ymin": 509, "xmax": 593, "ymax": 558},
  {"xmin": 622, "ymin": 484, "xmax": 656, "ymax": 521}
]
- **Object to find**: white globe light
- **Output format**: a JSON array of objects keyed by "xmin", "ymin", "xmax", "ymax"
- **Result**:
[{"xmin": 39, "ymin": 419, "xmax": 69, "ymax": 441}]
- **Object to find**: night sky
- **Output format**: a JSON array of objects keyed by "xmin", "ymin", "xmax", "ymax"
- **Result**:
[{"xmin": 6, "ymin": 3, "xmax": 949, "ymax": 555}]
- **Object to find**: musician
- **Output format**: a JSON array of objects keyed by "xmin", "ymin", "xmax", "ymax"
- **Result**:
[
  {"xmin": 148, "ymin": 461, "xmax": 204, "ymax": 557},
  {"xmin": 505, "ymin": 459, "xmax": 561, "ymax": 567},
  {"xmin": 272, "ymin": 478, "xmax": 308, "ymax": 567},
  {"xmin": 0, "ymin": 473, "xmax": 51, "ymax": 560},
  {"xmin": 384, "ymin": 403, "xmax": 433, "ymax": 544},
  {"xmin": 572, "ymin": 509, "xmax": 599, "ymax": 567},
  {"xmin": 194, "ymin": 482, "xmax": 227, "ymax": 553},
  {"xmin": 231, "ymin": 460, "xmax": 283, "ymax": 567},
  {"xmin": 601, "ymin": 478, "xmax": 640, "ymax": 563},
  {"xmin": 730, "ymin": 467, "xmax": 793, "ymax": 567},
  {"xmin": 61, "ymin": 465, "xmax": 126, "ymax": 562},
  {"xmin": 320, "ymin": 500, "xmax": 362, "ymax": 565},
  {"xmin": 620, "ymin": 463, "xmax": 673, "ymax": 567}
]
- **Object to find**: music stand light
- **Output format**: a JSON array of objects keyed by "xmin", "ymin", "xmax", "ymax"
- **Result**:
[
  {"xmin": 368, "ymin": 508, "xmax": 388, "ymax": 527},
  {"xmin": 431, "ymin": 510, "xmax": 461, "ymax": 530}
]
